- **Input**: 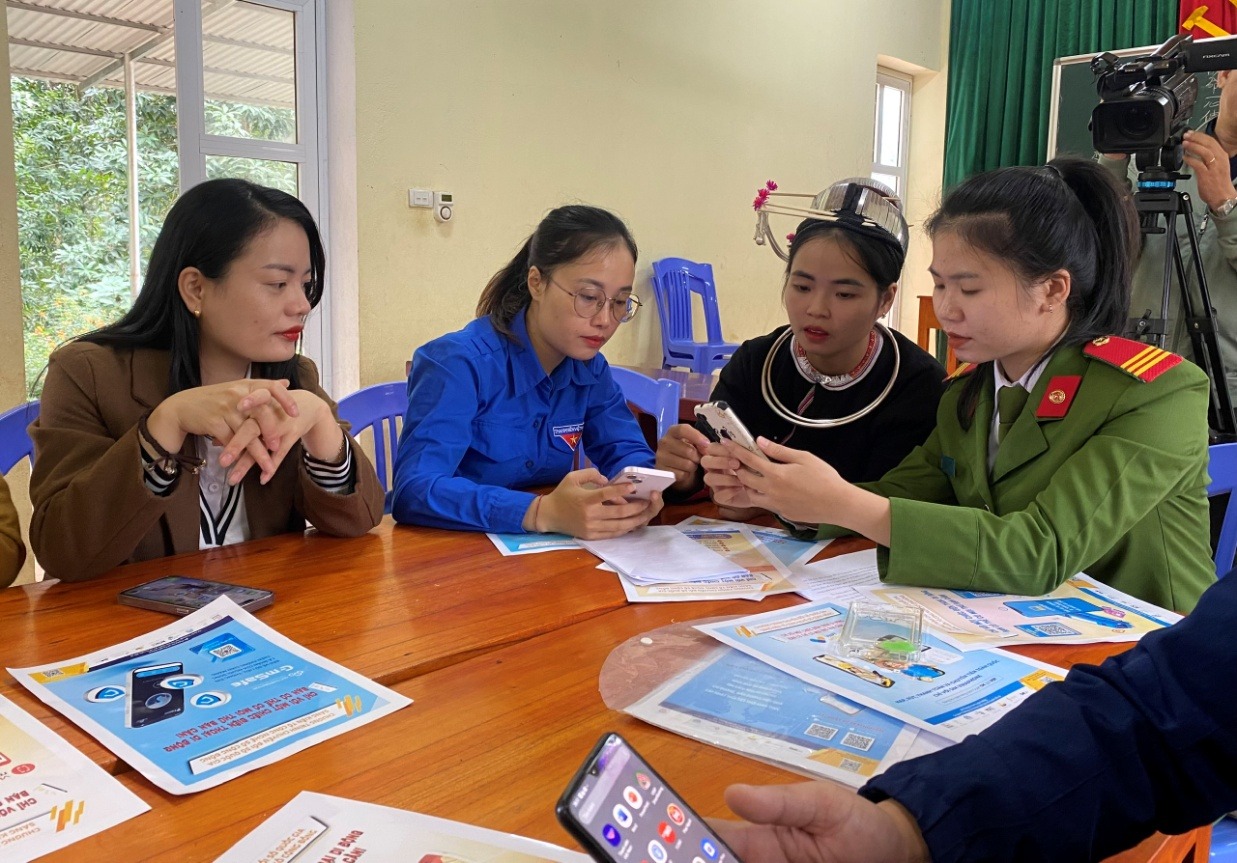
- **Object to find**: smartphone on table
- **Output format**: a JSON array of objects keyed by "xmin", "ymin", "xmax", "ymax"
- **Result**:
[
  {"xmin": 557, "ymin": 732, "xmax": 741, "ymax": 863},
  {"xmin": 693, "ymin": 402, "xmax": 768, "ymax": 461},
  {"xmin": 609, "ymin": 466, "xmax": 677, "ymax": 501},
  {"xmin": 118, "ymin": 575, "xmax": 274, "ymax": 616}
]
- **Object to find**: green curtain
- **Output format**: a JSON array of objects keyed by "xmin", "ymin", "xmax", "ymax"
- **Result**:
[{"xmin": 942, "ymin": 0, "xmax": 1176, "ymax": 189}]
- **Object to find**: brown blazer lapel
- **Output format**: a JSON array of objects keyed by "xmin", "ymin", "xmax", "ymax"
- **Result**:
[{"xmin": 127, "ymin": 349, "xmax": 200, "ymax": 556}]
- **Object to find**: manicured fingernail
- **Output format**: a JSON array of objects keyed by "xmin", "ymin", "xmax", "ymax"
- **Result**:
[{"xmin": 220, "ymin": 453, "xmax": 233, "ymax": 466}]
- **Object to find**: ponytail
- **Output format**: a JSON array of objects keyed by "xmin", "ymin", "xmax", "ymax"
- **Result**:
[
  {"xmin": 926, "ymin": 156, "xmax": 1140, "ymax": 428},
  {"xmin": 476, "ymin": 205, "xmax": 639, "ymax": 341}
]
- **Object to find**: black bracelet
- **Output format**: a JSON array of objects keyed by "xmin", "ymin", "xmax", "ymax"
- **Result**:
[{"xmin": 137, "ymin": 413, "xmax": 206, "ymax": 475}]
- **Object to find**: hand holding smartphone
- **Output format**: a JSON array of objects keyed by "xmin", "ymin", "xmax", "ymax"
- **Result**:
[
  {"xmin": 609, "ymin": 466, "xmax": 677, "ymax": 501},
  {"xmin": 693, "ymin": 402, "xmax": 768, "ymax": 461},
  {"xmin": 557, "ymin": 732, "xmax": 741, "ymax": 863}
]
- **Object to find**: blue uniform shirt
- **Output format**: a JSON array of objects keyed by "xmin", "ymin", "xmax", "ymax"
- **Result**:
[{"xmin": 391, "ymin": 309, "xmax": 655, "ymax": 532}]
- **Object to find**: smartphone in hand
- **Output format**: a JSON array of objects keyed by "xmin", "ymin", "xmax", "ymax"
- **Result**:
[
  {"xmin": 557, "ymin": 732, "xmax": 742, "ymax": 863},
  {"xmin": 693, "ymin": 402, "xmax": 768, "ymax": 460},
  {"xmin": 609, "ymin": 466, "xmax": 677, "ymax": 501}
]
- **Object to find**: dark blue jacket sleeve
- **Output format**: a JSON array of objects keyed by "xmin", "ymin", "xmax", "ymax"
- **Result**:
[
  {"xmin": 860, "ymin": 573, "xmax": 1237, "ymax": 863},
  {"xmin": 391, "ymin": 346, "xmax": 535, "ymax": 532}
]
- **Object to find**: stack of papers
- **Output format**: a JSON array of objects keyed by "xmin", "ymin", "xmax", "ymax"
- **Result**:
[
  {"xmin": 583, "ymin": 519, "xmax": 826, "ymax": 602},
  {"xmin": 621, "ymin": 567, "xmax": 1181, "ymax": 786},
  {"xmin": 579, "ymin": 525, "xmax": 746, "ymax": 584}
]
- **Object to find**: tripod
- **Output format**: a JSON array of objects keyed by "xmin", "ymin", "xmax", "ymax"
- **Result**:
[{"xmin": 1128, "ymin": 152, "xmax": 1237, "ymax": 441}]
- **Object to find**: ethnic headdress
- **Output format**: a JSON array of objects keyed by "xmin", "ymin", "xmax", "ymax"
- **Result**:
[{"xmin": 752, "ymin": 177, "xmax": 909, "ymax": 262}]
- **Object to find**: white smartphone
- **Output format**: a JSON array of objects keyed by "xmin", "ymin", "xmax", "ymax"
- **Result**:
[
  {"xmin": 694, "ymin": 401, "xmax": 768, "ymax": 460},
  {"xmin": 609, "ymin": 466, "xmax": 676, "ymax": 501}
]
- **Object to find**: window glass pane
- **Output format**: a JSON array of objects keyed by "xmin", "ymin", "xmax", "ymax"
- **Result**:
[
  {"xmin": 878, "ymin": 84, "xmax": 904, "ymax": 167},
  {"xmin": 12, "ymin": 78, "xmax": 180, "ymax": 393},
  {"xmin": 871, "ymin": 171, "xmax": 900, "ymax": 196},
  {"xmin": 206, "ymin": 155, "xmax": 299, "ymax": 196},
  {"xmin": 202, "ymin": 1, "xmax": 296, "ymax": 143}
]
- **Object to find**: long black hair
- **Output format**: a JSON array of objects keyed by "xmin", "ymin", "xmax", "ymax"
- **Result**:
[
  {"xmin": 476, "ymin": 205, "xmax": 638, "ymax": 340},
  {"xmin": 925, "ymin": 157, "xmax": 1139, "ymax": 427},
  {"xmin": 79, "ymin": 178, "xmax": 326, "ymax": 393},
  {"xmin": 784, "ymin": 218, "xmax": 905, "ymax": 294}
]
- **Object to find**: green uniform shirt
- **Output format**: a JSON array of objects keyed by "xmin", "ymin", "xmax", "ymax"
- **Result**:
[{"xmin": 817, "ymin": 340, "xmax": 1215, "ymax": 612}]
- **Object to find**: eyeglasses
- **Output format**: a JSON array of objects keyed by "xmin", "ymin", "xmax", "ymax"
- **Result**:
[{"xmin": 549, "ymin": 278, "xmax": 642, "ymax": 323}]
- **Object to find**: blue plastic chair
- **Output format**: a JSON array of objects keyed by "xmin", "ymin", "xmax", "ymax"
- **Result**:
[
  {"xmin": 0, "ymin": 401, "xmax": 39, "ymax": 474},
  {"xmin": 1207, "ymin": 442, "xmax": 1237, "ymax": 579},
  {"xmin": 1213, "ymin": 816, "xmax": 1237, "ymax": 863},
  {"xmin": 651, "ymin": 257, "xmax": 739, "ymax": 373},
  {"xmin": 337, "ymin": 382, "xmax": 405, "ymax": 513},
  {"xmin": 610, "ymin": 367, "xmax": 682, "ymax": 441}
]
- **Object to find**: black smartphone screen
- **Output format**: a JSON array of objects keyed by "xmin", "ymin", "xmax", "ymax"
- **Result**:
[
  {"xmin": 558, "ymin": 733, "xmax": 739, "ymax": 863},
  {"xmin": 127, "ymin": 661, "xmax": 186, "ymax": 728}
]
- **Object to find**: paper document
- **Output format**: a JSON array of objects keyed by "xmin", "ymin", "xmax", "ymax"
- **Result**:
[
  {"xmin": 487, "ymin": 532, "xmax": 579, "ymax": 556},
  {"xmin": 626, "ymin": 647, "xmax": 922, "ymax": 786},
  {"xmin": 215, "ymin": 790, "xmax": 588, "ymax": 863},
  {"xmin": 787, "ymin": 549, "xmax": 881, "ymax": 603},
  {"xmin": 697, "ymin": 601, "xmax": 1066, "ymax": 743},
  {"xmin": 866, "ymin": 573, "xmax": 1181, "ymax": 650},
  {"xmin": 0, "ymin": 692, "xmax": 149, "ymax": 862},
  {"xmin": 579, "ymin": 526, "xmax": 745, "ymax": 584},
  {"xmin": 10, "ymin": 596, "xmax": 411, "ymax": 794}
]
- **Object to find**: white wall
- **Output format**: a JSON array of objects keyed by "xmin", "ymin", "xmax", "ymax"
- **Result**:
[{"xmin": 353, "ymin": 0, "xmax": 951, "ymax": 384}]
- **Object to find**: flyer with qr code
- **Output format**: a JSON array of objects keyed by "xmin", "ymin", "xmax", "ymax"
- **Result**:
[
  {"xmin": 624, "ymin": 646, "xmax": 932, "ymax": 787},
  {"xmin": 863, "ymin": 573, "xmax": 1182, "ymax": 650},
  {"xmin": 216, "ymin": 790, "xmax": 588, "ymax": 863},
  {"xmin": 0, "ymin": 691, "xmax": 148, "ymax": 862},
  {"xmin": 8, "ymin": 596, "xmax": 411, "ymax": 795},
  {"xmin": 697, "ymin": 601, "xmax": 1067, "ymax": 743}
]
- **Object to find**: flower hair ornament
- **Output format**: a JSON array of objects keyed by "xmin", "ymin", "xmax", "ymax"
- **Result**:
[
  {"xmin": 749, "ymin": 177, "xmax": 910, "ymax": 429},
  {"xmin": 752, "ymin": 177, "xmax": 909, "ymax": 262}
]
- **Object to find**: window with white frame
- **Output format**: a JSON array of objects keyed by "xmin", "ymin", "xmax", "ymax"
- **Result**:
[{"xmin": 872, "ymin": 70, "xmax": 912, "ymax": 199}]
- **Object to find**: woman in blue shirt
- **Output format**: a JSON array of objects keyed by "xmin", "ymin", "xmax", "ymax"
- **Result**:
[{"xmin": 392, "ymin": 205, "xmax": 662, "ymax": 537}]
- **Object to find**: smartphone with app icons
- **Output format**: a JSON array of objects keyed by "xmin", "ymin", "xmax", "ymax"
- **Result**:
[{"xmin": 556, "ymin": 732, "xmax": 741, "ymax": 863}]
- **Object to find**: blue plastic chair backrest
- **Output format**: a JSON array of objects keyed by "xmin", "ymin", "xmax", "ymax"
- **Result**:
[
  {"xmin": 0, "ymin": 401, "xmax": 39, "ymax": 475},
  {"xmin": 609, "ymin": 367, "xmax": 682, "ymax": 441},
  {"xmin": 1207, "ymin": 442, "xmax": 1237, "ymax": 579},
  {"xmin": 336, "ymin": 382, "xmax": 405, "ymax": 508},
  {"xmin": 651, "ymin": 257, "xmax": 726, "ymax": 344}
]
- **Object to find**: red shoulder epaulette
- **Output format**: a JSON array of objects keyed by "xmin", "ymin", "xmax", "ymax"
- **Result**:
[
  {"xmin": 945, "ymin": 362, "xmax": 976, "ymax": 382},
  {"xmin": 1083, "ymin": 336, "xmax": 1182, "ymax": 382}
]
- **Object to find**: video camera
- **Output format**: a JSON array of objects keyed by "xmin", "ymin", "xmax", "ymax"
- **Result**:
[{"xmin": 1091, "ymin": 34, "xmax": 1237, "ymax": 159}]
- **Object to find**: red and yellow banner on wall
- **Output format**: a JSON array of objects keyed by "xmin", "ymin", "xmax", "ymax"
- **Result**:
[{"xmin": 1180, "ymin": 1, "xmax": 1237, "ymax": 37}]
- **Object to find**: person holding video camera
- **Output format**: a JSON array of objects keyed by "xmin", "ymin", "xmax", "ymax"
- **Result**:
[
  {"xmin": 702, "ymin": 157, "xmax": 1215, "ymax": 612},
  {"xmin": 1099, "ymin": 68, "xmax": 1237, "ymax": 411},
  {"xmin": 712, "ymin": 567, "xmax": 1237, "ymax": 863}
]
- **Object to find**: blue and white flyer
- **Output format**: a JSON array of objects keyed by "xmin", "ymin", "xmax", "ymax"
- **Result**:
[
  {"xmin": 697, "ymin": 602, "xmax": 1065, "ymax": 743},
  {"xmin": 0, "ymin": 691, "xmax": 148, "ymax": 862},
  {"xmin": 864, "ymin": 573, "xmax": 1181, "ymax": 650},
  {"xmin": 8, "ymin": 596, "xmax": 411, "ymax": 795},
  {"xmin": 625, "ymin": 647, "xmax": 930, "ymax": 786},
  {"xmin": 215, "ymin": 790, "xmax": 587, "ymax": 863}
]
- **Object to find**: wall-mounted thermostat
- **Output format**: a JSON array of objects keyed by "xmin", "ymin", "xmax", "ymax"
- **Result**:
[{"xmin": 434, "ymin": 191, "xmax": 454, "ymax": 222}]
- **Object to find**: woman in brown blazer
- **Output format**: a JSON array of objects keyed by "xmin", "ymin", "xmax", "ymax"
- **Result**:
[
  {"xmin": 0, "ymin": 473, "xmax": 24, "ymax": 587},
  {"xmin": 30, "ymin": 179, "xmax": 384, "ymax": 582}
]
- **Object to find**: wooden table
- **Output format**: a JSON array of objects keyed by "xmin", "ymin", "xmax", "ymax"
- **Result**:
[{"xmin": 2, "ymin": 515, "xmax": 1209, "ymax": 863}]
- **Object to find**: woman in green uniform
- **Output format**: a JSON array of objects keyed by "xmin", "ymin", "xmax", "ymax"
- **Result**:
[{"xmin": 704, "ymin": 157, "xmax": 1215, "ymax": 612}]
